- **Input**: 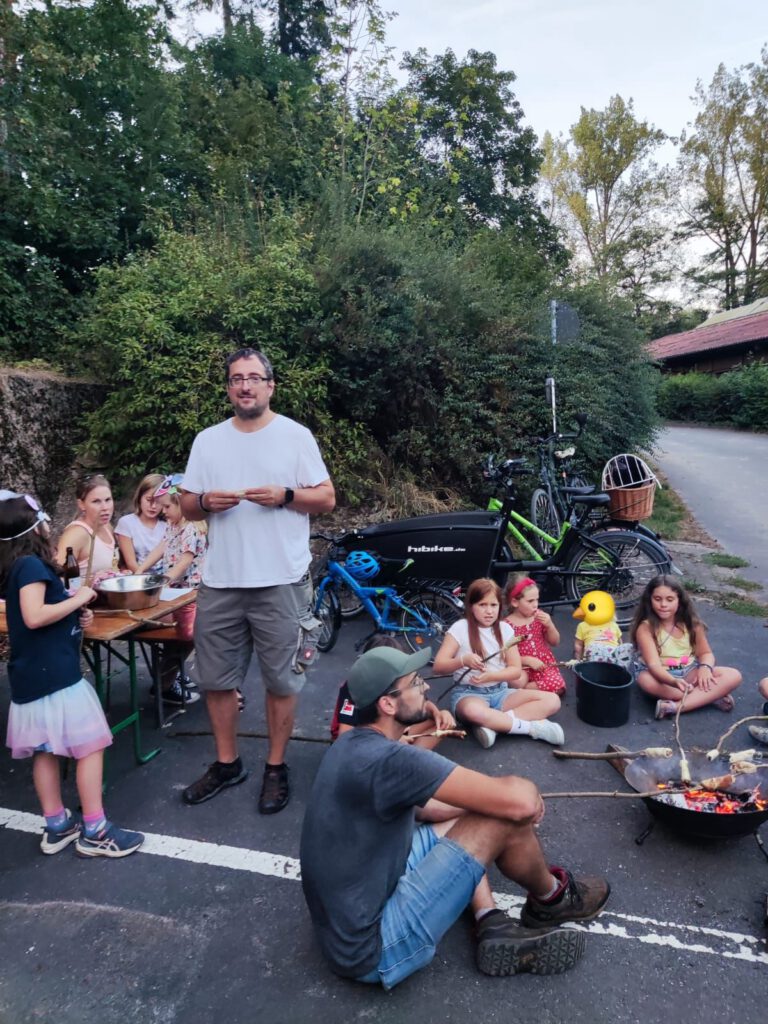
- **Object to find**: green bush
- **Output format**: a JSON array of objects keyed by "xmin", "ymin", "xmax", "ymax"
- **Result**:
[
  {"xmin": 73, "ymin": 221, "xmax": 372, "ymax": 499},
  {"xmin": 657, "ymin": 364, "xmax": 768, "ymax": 430}
]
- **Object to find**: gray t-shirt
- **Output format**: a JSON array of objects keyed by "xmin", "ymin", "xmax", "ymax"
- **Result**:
[{"xmin": 299, "ymin": 729, "xmax": 455, "ymax": 978}]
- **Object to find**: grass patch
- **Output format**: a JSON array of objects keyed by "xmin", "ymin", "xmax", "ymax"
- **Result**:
[
  {"xmin": 716, "ymin": 593, "xmax": 768, "ymax": 617},
  {"xmin": 645, "ymin": 481, "xmax": 687, "ymax": 540},
  {"xmin": 683, "ymin": 578, "xmax": 707, "ymax": 594},
  {"xmin": 729, "ymin": 576, "xmax": 762, "ymax": 592},
  {"xmin": 703, "ymin": 552, "xmax": 749, "ymax": 569}
]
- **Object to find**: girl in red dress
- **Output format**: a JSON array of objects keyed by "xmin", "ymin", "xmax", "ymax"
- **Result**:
[{"xmin": 503, "ymin": 576, "xmax": 566, "ymax": 696}]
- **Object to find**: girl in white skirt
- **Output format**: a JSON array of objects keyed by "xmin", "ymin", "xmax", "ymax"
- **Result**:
[{"xmin": 0, "ymin": 490, "xmax": 144, "ymax": 858}]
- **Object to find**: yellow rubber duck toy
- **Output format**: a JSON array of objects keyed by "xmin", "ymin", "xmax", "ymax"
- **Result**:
[{"xmin": 572, "ymin": 590, "xmax": 623, "ymax": 661}]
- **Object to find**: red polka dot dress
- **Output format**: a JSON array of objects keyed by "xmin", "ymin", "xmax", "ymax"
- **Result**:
[{"xmin": 506, "ymin": 618, "xmax": 566, "ymax": 694}]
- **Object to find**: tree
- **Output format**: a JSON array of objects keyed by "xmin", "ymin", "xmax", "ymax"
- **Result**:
[
  {"xmin": 0, "ymin": 0, "xmax": 194, "ymax": 360},
  {"xmin": 676, "ymin": 50, "xmax": 768, "ymax": 308},
  {"xmin": 400, "ymin": 47, "xmax": 544, "ymax": 231},
  {"xmin": 539, "ymin": 97, "xmax": 670, "ymax": 312}
]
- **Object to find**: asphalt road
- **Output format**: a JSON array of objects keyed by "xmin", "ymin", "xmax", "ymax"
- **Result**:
[
  {"xmin": 1, "ymin": 604, "xmax": 767, "ymax": 1024},
  {"xmin": 654, "ymin": 424, "xmax": 768, "ymax": 586}
]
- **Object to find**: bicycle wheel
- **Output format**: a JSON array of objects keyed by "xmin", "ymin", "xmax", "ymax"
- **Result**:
[
  {"xmin": 399, "ymin": 587, "xmax": 464, "ymax": 655},
  {"xmin": 338, "ymin": 581, "xmax": 365, "ymax": 619},
  {"xmin": 315, "ymin": 584, "xmax": 342, "ymax": 652},
  {"xmin": 531, "ymin": 488, "xmax": 561, "ymax": 556},
  {"xmin": 565, "ymin": 531, "xmax": 671, "ymax": 628}
]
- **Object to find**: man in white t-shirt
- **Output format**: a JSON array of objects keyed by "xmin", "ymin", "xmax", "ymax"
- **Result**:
[{"xmin": 180, "ymin": 348, "xmax": 335, "ymax": 813}]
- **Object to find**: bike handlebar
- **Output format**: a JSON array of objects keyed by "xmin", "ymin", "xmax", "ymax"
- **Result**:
[{"xmin": 527, "ymin": 411, "xmax": 588, "ymax": 448}]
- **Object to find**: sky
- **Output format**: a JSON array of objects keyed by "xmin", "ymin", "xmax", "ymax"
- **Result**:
[{"xmin": 381, "ymin": 0, "xmax": 766, "ymax": 148}]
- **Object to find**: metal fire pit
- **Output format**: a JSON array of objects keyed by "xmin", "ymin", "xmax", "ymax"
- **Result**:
[{"xmin": 621, "ymin": 748, "xmax": 768, "ymax": 840}]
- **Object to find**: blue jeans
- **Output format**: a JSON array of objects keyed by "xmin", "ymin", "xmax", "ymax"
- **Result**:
[
  {"xmin": 449, "ymin": 680, "xmax": 512, "ymax": 718},
  {"xmin": 357, "ymin": 824, "xmax": 485, "ymax": 990}
]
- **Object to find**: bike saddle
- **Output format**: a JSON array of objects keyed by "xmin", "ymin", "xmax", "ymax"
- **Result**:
[
  {"xmin": 570, "ymin": 492, "xmax": 610, "ymax": 507},
  {"xmin": 562, "ymin": 484, "xmax": 595, "ymax": 496}
]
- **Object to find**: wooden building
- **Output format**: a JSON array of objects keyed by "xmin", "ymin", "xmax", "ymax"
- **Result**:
[{"xmin": 648, "ymin": 298, "xmax": 768, "ymax": 374}]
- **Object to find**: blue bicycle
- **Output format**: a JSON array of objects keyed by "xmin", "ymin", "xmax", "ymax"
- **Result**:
[{"xmin": 311, "ymin": 534, "xmax": 463, "ymax": 654}]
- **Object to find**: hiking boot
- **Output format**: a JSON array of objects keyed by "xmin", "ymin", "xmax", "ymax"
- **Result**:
[
  {"xmin": 748, "ymin": 724, "xmax": 768, "ymax": 746},
  {"xmin": 182, "ymin": 758, "xmax": 248, "ymax": 805},
  {"xmin": 75, "ymin": 823, "xmax": 144, "ymax": 859},
  {"xmin": 475, "ymin": 909, "xmax": 586, "ymax": 976},
  {"xmin": 473, "ymin": 725, "xmax": 497, "ymax": 749},
  {"xmin": 655, "ymin": 699, "xmax": 677, "ymax": 720},
  {"xmin": 40, "ymin": 811, "xmax": 81, "ymax": 855},
  {"xmin": 528, "ymin": 720, "xmax": 565, "ymax": 745},
  {"xmin": 521, "ymin": 867, "xmax": 610, "ymax": 929},
  {"xmin": 162, "ymin": 678, "xmax": 200, "ymax": 707},
  {"xmin": 258, "ymin": 763, "xmax": 290, "ymax": 815}
]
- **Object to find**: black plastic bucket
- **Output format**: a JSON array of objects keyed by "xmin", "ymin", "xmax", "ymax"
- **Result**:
[{"xmin": 575, "ymin": 661, "xmax": 633, "ymax": 728}]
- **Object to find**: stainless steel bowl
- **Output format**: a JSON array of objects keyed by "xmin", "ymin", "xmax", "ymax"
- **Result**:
[{"xmin": 97, "ymin": 573, "xmax": 168, "ymax": 611}]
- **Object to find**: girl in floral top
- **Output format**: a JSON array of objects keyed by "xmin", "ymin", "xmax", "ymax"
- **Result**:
[{"xmin": 137, "ymin": 474, "xmax": 207, "ymax": 707}]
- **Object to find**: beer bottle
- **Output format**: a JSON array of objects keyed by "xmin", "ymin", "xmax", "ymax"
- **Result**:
[{"xmin": 63, "ymin": 547, "xmax": 80, "ymax": 588}]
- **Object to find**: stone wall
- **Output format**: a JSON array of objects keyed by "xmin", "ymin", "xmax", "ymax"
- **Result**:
[{"xmin": 0, "ymin": 368, "xmax": 106, "ymax": 529}]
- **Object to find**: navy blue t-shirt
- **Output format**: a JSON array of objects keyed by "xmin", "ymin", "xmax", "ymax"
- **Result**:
[
  {"xmin": 5, "ymin": 555, "xmax": 83, "ymax": 704},
  {"xmin": 299, "ymin": 729, "xmax": 455, "ymax": 978}
]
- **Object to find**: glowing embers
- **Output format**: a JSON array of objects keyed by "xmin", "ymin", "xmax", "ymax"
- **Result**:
[{"xmin": 654, "ymin": 783, "xmax": 768, "ymax": 814}]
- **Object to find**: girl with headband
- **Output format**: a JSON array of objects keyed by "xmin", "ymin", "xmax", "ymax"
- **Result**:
[
  {"xmin": 0, "ymin": 490, "xmax": 143, "ymax": 858},
  {"xmin": 503, "ymin": 575, "xmax": 566, "ymax": 695}
]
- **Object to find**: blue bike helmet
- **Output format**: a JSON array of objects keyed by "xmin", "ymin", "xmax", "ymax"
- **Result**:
[{"xmin": 345, "ymin": 550, "xmax": 380, "ymax": 581}]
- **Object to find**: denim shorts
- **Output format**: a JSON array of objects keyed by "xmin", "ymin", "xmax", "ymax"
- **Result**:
[
  {"xmin": 449, "ymin": 681, "xmax": 513, "ymax": 718},
  {"xmin": 357, "ymin": 824, "xmax": 485, "ymax": 991}
]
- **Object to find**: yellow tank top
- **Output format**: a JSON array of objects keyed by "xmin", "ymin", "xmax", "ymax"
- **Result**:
[{"xmin": 656, "ymin": 626, "xmax": 693, "ymax": 665}]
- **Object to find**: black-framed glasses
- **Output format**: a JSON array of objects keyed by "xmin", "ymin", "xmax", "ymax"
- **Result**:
[
  {"xmin": 227, "ymin": 374, "xmax": 271, "ymax": 387},
  {"xmin": 385, "ymin": 675, "xmax": 427, "ymax": 698}
]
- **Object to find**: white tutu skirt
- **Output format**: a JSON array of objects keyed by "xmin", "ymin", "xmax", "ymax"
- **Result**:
[{"xmin": 6, "ymin": 678, "xmax": 113, "ymax": 760}]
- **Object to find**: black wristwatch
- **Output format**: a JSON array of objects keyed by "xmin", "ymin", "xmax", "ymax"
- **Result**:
[{"xmin": 280, "ymin": 487, "xmax": 295, "ymax": 508}]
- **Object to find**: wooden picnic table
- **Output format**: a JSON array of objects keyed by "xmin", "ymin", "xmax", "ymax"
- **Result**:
[{"xmin": 0, "ymin": 590, "xmax": 196, "ymax": 765}]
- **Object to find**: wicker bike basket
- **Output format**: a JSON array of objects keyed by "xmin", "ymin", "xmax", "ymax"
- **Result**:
[{"xmin": 601, "ymin": 454, "xmax": 659, "ymax": 521}]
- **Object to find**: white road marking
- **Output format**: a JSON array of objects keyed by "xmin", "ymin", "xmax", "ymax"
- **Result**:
[{"xmin": 3, "ymin": 805, "xmax": 766, "ymax": 966}]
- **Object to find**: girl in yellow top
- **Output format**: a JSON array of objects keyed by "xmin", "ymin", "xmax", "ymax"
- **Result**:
[{"xmin": 630, "ymin": 575, "xmax": 741, "ymax": 719}]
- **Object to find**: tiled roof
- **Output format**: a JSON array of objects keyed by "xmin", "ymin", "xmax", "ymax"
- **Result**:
[{"xmin": 648, "ymin": 309, "xmax": 768, "ymax": 361}]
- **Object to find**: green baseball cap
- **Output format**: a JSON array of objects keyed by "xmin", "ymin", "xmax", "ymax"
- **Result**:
[{"xmin": 347, "ymin": 646, "xmax": 433, "ymax": 708}]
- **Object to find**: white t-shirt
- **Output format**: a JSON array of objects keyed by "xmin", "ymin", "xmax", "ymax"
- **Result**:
[
  {"xmin": 447, "ymin": 619, "xmax": 516, "ymax": 683},
  {"xmin": 183, "ymin": 414, "xmax": 330, "ymax": 588},
  {"xmin": 114, "ymin": 514, "xmax": 167, "ymax": 569}
]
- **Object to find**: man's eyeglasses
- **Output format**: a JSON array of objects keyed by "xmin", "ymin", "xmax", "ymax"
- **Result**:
[
  {"xmin": 227, "ymin": 374, "xmax": 271, "ymax": 387},
  {"xmin": 385, "ymin": 675, "xmax": 427, "ymax": 698}
]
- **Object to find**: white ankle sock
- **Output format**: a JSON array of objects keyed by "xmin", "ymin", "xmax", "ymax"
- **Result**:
[{"xmin": 506, "ymin": 712, "xmax": 531, "ymax": 735}]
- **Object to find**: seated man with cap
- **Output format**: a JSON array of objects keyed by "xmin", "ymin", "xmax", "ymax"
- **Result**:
[{"xmin": 299, "ymin": 645, "xmax": 610, "ymax": 989}]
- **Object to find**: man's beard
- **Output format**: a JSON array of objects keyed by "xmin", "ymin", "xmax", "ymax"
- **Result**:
[
  {"xmin": 233, "ymin": 398, "xmax": 269, "ymax": 420},
  {"xmin": 394, "ymin": 704, "xmax": 430, "ymax": 728}
]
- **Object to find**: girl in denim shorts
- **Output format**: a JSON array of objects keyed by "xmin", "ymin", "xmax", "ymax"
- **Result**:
[{"xmin": 432, "ymin": 578, "xmax": 564, "ymax": 750}]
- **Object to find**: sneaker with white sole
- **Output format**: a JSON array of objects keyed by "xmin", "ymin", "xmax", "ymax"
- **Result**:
[
  {"xmin": 75, "ymin": 823, "xmax": 144, "ymax": 859},
  {"xmin": 40, "ymin": 811, "xmax": 81, "ymax": 855},
  {"xmin": 528, "ymin": 720, "xmax": 565, "ymax": 745},
  {"xmin": 473, "ymin": 725, "xmax": 497, "ymax": 749},
  {"xmin": 162, "ymin": 678, "xmax": 201, "ymax": 707}
]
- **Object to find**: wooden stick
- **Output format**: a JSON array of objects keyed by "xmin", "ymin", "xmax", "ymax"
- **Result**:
[
  {"xmin": 83, "ymin": 529, "xmax": 97, "ymax": 587},
  {"xmin": 710, "ymin": 715, "xmax": 768, "ymax": 758},
  {"xmin": 404, "ymin": 729, "xmax": 467, "ymax": 742},
  {"xmin": 552, "ymin": 748, "xmax": 673, "ymax": 761},
  {"xmin": 542, "ymin": 789, "xmax": 680, "ymax": 800}
]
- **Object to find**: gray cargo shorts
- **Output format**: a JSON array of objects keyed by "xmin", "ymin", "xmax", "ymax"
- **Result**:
[{"xmin": 193, "ymin": 582, "xmax": 305, "ymax": 697}]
